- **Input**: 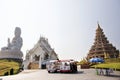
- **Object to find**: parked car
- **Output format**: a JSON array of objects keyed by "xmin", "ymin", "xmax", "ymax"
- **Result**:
[
  {"xmin": 46, "ymin": 59, "xmax": 77, "ymax": 73},
  {"xmin": 46, "ymin": 60, "xmax": 60, "ymax": 73}
]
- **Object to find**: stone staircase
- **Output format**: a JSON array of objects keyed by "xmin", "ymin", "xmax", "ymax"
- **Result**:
[{"xmin": 27, "ymin": 62, "xmax": 39, "ymax": 69}]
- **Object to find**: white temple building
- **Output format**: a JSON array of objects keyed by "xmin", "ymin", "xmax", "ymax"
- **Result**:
[{"xmin": 23, "ymin": 37, "xmax": 59, "ymax": 69}]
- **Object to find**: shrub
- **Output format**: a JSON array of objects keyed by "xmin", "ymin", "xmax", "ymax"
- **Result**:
[
  {"xmin": 4, "ymin": 72, "xmax": 9, "ymax": 76},
  {"xmin": 10, "ymin": 68, "xmax": 14, "ymax": 75}
]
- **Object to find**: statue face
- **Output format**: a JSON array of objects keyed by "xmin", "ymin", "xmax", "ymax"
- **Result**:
[{"xmin": 15, "ymin": 27, "xmax": 21, "ymax": 37}]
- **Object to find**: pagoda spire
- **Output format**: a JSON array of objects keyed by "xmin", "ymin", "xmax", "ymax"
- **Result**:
[
  {"xmin": 97, "ymin": 21, "xmax": 100, "ymax": 28},
  {"xmin": 96, "ymin": 22, "xmax": 103, "ymax": 32}
]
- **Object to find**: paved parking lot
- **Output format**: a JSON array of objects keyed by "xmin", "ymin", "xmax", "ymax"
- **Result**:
[{"xmin": 0, "ymin": 69, "xmax": 120, "ymax": 80}]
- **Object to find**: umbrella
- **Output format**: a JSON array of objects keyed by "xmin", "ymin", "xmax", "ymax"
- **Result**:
[{"xmin": 89, "ymin": 58, "xmax": 104, "ymax": 63}]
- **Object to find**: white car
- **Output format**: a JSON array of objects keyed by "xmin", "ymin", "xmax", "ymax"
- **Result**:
[
  {"xmin": 46, "ymin": 59, "xmax": 77, "ymax": 73},
  {"xmin": 46, "ymin": 60, "xmax": 60, "ymax": 73}
]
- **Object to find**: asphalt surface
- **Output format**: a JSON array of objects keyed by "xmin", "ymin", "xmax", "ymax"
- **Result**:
[{"xmin": 0, "ymin": 69, "xmax": 120, "ymax": 80}]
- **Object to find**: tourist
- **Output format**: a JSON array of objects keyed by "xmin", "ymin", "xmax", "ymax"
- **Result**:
[
  {"xmin": 105, "ymin": 68, "xmax": 109, "ymax": 76},
  {"xmin": 95, "ymin": 68, "xmax": 99, "ymax": 75},
  {"xmin": 109, "ymin": 68, "xmax": 113, "ymax": 73},
  {"xmin": 99, "ymin": 68, "xmax": 104, "ymax": 75}
]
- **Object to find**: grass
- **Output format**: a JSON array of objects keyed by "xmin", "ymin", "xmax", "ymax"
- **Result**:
[
  {"xmin": 91, "ymin": 62, "xmax": 120, "ymax": 70},
  {"xmin": 0, "ymin": 59, "xmax": 20, "ymax": 76},
  {"xmin": 105, "ymin": 58, "xmax": 120, "ymax": 62},
  {"xmin": 91, "ymin": 58, "xmax": 120, "ymax": 70}
]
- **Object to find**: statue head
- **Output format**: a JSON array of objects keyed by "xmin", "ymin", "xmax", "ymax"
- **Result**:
[{"xmin": 15, "ymin": 27, "xmax": 21, "ymax": 37}]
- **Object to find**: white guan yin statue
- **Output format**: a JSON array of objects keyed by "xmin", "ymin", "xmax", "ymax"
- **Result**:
[{"xmin": 0, "ymin": 27, "xmax": 23, "ymax": 60}]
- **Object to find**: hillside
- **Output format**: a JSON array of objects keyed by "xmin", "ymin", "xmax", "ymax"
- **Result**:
[{"xmin": 0, "ymin": 59, "xmax": 20, "ymax": 76}]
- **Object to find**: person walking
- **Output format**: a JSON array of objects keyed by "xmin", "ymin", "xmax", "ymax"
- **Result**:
[
  {"xmin": 99, "ymin": 68, "xmax": 104, "ymax": 75},
  {"xmin": 105, "ymin": 68, "xmax": 109, "ymax": 76}
]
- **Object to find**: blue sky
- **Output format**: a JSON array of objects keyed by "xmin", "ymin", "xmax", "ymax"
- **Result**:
[{"xmin": 0, "ymin": 0, "xmax": 120, "ymax": 61}]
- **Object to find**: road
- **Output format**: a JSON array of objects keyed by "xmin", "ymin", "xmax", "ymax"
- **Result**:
[{"xmin": 0, "ymin": 69, "xmax": 120, "ymax": 80}]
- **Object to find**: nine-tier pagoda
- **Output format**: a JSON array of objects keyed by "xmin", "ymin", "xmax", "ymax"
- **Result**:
[{"xmin": 87, "ymin": 23, "xmax": 119, "ymax": 59}]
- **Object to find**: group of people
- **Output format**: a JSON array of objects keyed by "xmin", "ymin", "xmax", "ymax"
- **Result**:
[{"xmin": 96, "ymin": 68, "xmax": 113, "ymax": 76}]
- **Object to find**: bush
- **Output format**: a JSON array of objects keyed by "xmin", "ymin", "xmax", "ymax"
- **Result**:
[
  {"xmin": 4, "ymin": 72, "xmax": 9, "ymax": 76},
  {"xmin": 10, "ymin": 68, "xmax": 14, "ymax": 75}
]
